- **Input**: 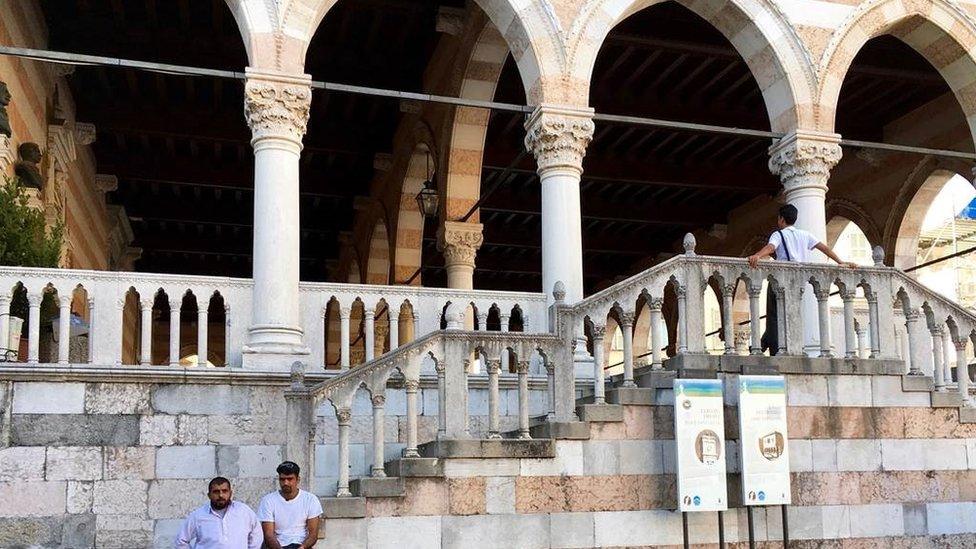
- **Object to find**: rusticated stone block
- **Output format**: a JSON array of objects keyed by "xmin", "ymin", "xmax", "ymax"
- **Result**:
[
  {"xmin": 84, "ymin": 383, "xmax": 151, "ymax": 414},
  {"xmin": 177, "ymin": 415, "xmax": 209, "ymax": 445},
  {"xmin": 46, "ymin": 446, "xmax": 103, "ymax": 480},
  {"xmin": 139, "ymin": 415, "xmax": 178, "ymax": 446},
  {"xmin": 0, "ymin": 447, "xmax": 45, "ymax": 481},
  {"xmin": 104, "ymin": 447, "xmax": 155, "ymax": 480},
  {"xmin": 151, "ymin": 385, "xmax": 249, "ymax": 415},
  {"xmin": 11, "ymin": 414, "xmax": 139, "ymax": 446},
  {"xmin": 92, "ymin": 480, "xmax": 148, "ymax": 515},
  {"xmin": 0, "ymin": 481, "xmax": 67, "ymax": 517},
  {"xmin": 0, "ymin": 516, "xmax": 62, "ymax": 546}
]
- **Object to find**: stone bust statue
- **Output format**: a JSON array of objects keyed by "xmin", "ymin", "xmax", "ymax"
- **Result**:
[
  {"xmin": 14, "ymin": 142, "xmax": 44, "ymax": 189},
  {"xmin": 0, "ymin": 82, "xmax": 10, "ymax": 137}
]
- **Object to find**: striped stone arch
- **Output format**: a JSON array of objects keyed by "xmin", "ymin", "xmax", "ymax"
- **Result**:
[
  {"xmin": 392, "ymin": 140, "xmax": 435, "ymax": 285},
  {"xmin": 567, "ymin": 0, "xmax": 817, "ymax": 132},
  {"xmin": 818, "ymin": 0, "xmax": 976, "ymax": 141},
  {"xmin": 229, "ymin": 0, "xmax": 558, "ymax": 98},
  {"xmin": 441, "ymin": 22, "xmax": 511, "ymax": 222},
  {"xmin": 365, "ymin": 218, "xmax": 392, "ymax": 285}
]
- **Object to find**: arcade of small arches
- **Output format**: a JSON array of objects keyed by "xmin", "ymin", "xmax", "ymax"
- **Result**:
[{"xmin": 3, "ymin": 0, "xmax": 976, "ymax": 370}]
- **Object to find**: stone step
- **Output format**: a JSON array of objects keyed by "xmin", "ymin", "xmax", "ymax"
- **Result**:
[
  {"xmin": 527, "ymin": 421, "xmax": 590, "ymax": 440},
  {"xmin": 606, "ymin": 386, "xmax": 657, "ymax": 406},
  {"xmin": 349, "ymin": 476, "xmax": 405, "ymax": 498},
  {"xmin": 419, "ymin": 438, "xmax": 555, "ymax": 459},
  {"xmin": 902, "ymin": 374, "xmax": 934, "ymax": 392},
  {"xmin": 931, "ymin": 391, "xmax": 964, "ymax": 408},
  {"xmin": 384, "ymin": 457, "xmax": 443, "ymax": 478},
  {"xmin": 321, "ymin": 496, "xmax": 366, "ymax": 519},
  {"xmin": 959, "ymin": 407, "xmax": 976, "ymax": 424},
  {"xmin": 577, "ymin": 403, "xmax": 624, "ymax": 423},
  {"xmin": 635, "ymin": 368, "xmax": 676, "ymax": 389}
]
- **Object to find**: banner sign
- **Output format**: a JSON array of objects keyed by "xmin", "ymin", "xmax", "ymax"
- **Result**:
[
  {"xmin": 673, "ymin": 378, "xmax": 727, "ymax": 512},
  {"xmin": 738, "ymin": 375, "xmax": 791, "ymax": 506}
]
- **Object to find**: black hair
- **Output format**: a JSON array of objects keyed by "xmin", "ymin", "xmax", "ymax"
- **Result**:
[
  {"xmin": 277, "ymin": 461, "xmax": 300, "ymax": 476},
  {"xmin": 208, "ymin": 477, "xmax": 231, "ymax": 491},
  {"xmin": 778, "ymin": 204, "xmax": 798, "ymax": 225}
]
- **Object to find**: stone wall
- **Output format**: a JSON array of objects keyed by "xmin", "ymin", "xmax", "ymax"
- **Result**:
[{"xmin": 0, "ymin": 372, "xmax": 547, "ymax": 547}]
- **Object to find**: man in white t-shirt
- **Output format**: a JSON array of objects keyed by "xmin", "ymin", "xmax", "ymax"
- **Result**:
[
  {"xmin": 747, "ymin": 204, "xmax": 856, "ymax": 354},
  {"xmin": 258, "ymin": 461, "xmax": 323, "ymax": 549}
]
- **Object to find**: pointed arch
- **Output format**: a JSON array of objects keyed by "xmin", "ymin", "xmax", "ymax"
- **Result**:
[{"xmin": 366, "ymin": 219, "xmax": 391, "ymax": 285}]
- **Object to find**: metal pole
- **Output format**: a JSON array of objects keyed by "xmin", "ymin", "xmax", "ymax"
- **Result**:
[
  {"xmin": 1, "ymin": 45, "xmax": 976, "ymax": 161},
  {"xmin": 747, "ymin": 506, "xmax": 756, "ymax": 549},
  {"xmin": 782, "ymin": 505, "xmax": 790, "ymax": 548},
  {"xmin": 682, "ymin": 512, "xmax": 690, "ymax": 549},
  {"xmin": 718, "ymin": 510, "xmax": 726, "ymax": 549}
]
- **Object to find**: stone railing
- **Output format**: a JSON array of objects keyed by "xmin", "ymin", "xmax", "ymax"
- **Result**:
[
  {"xmin": 0, "ymin": 267, "xmax": 546, "ymax": 369},
  {"xmin": 286, "ymin": 308, "xmax": 567, "ymax": 496},
  {"xmin": 558, "ymin": 235, "xmax": 976, "ymax": 405}
]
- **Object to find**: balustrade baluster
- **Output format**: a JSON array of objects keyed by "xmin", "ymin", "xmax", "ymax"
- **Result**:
[
  {"xmin": 339, "ymin": 307, "xmax": 351, "ymax": 370},
  {"xmin": 27, "ymin": 293, "xmax": 41, "ymax": 364},
  {"xmin": 676, "ymin": 286, "xmax": 688, "ymax": 354},
  {"xmin": 545, "ymin": 362, "xmax": 555, "ymax": 420},
  {"xmin": 336, "ymin": 407, "xmax": 352, "ymax": 497},
  {"xmin": 487, "ymin": 359, "xmax": 501, "ymax": 439},
  {"xmin": 620, "ymin": 311, "xmax": 636, "ymax": 387},
  {"xmin": 932, "ymin": 326, "xmax": 945, "ymax": 390},
  {"xmin": 57, "ymin": 295, "xmax": 71, "ymax": 365},
  {"xmin": 747, "ymin": 285, "xmax": 762, "ymax": 355},
  {"xmin": 941, "ymin": 331, "xmax": 954, "ymax": 388},
  {"xmin": 371, "ymin": 393, "xmax": 386, "ymax": 477},
  {"xmin": 721, "ymin": 286, "xmax": 734, "ymax": 355},
  {"xmin": 517, "ymin": 360, "xmax": 531, "ymax": 439},
  {"xmin": 0, "ymin": 294, "xmax": 10, "ymax": 361},
  {"xmin": 867, "ymin": 292, "xmax": 881, "ymax": 358},
  {"xmin": 87, "ymin": 298, "xmax": 95, "ymax": 364},
  {"xmin": 435, "ymin": 362, "xmax": 446, "ymax": 440},
  {"xmin": 904, "ymin": 310, "xmax": 924, "ymax": 375},
  {"xmin": 365, "ymin": 308, "xmax": 375, "ymax": 362},
  {"xmin": 500, "ymin": 314, "xmax": 510, "ymax": 373},
  {"xmin": 841, "ymin": 289, "xmax": 857, "ymax": 358},
  {"xmin": 649, "ymin": 298, "xmax": 664, "ymax": 368},
  {"xmin": 169, "ymin": 298, "xmax": 181, "ymax": 367},
  {"xmin": 855, "ymin": 321, "xmax": 869, "ymax": 359},
  {"xmin": 197, "ymin": 305, "xmax": 208, "ymax": 367},
  {"xmin": 404, "ymin": 380, "xmax": 420, "ymax": 457},
  {"xmin": 775, "ymin": 287, "xmax": 788, "ymax": 356},
  {"xmin": 389, "ymin": 316, "xmax": 399, "ymax": 350},
  {"xmin": 815, "ymin": 287, "xmax": 832, "ymax": 358},
  {"xmin": 591, "ymin": 325, "xmax": 607, "ymax": 405},
  {"xmin": 956, "ymin": 339, "xmax": 970, "ymax": 403},
  {"xmin": 139, "ymin": 298, "xmax": 153, "ymax": 366}
]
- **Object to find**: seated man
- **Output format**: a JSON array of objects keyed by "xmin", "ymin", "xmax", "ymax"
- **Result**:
[
  {"xmin": 175, "ymin": 476, "xmax": 262, "ymax": 549},
  {"xmin": 258, "ymin": 461, "xmax": 323, "ymax": 549}
]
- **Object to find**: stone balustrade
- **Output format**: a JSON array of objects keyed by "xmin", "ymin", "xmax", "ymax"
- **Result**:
[
  {"xmin": 0, "ymin": 267, "xmax": 545, "ymax": 370},
  {"xmin": 290, "ymin": 311, "xmax": 567, "ymax": 497}
]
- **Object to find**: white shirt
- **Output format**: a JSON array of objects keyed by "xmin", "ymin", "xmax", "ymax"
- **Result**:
[
  {"xmin": 175, "ymin": 501, "xmax": 262, "ymax": 549},
  {"xmin": 768, "ymin": 226, "xmax": 819, "ymax": 263},
  {"xmin": 257, "ymin": 489, "xmax": 323, "ymax": 545}
]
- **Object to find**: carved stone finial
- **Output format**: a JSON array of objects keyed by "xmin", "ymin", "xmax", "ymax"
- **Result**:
[
  {"xmin": 768, "ymin": 131, "xmax": 842, "ymax": 192},
  {"xmin": 290, "ymin": 361, "xmax": 306, "ymax": 390},
  {"xmin": 552, "ymin": 281, "xmax": 566, "ymax": 303},
  {"xmin": 437, "ymin": 221, "xmax": 484, "ymax": 270},
  {"xmin": 683, "ymin": 233, "xmax": 697, "ymax": 256},
  {"xmin": 524, "ymin": 106, "xmax": 595, "ymax": 172},
  {"xmin": 244, "ymin": 74, "xmax": 312, "ymax": 142},
  {"xmin": 444, "ymin": 302, "xmax": 466, "ymax": 329},
  {"xmin": 872, "ymin": 246, "xmax": 885, "ymax": 267}
]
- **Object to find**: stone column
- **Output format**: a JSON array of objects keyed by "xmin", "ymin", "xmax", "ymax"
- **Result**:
[
  {"xmin": 942, "ymin": 330, "xmax": 954, "ymax": 388},
  {"xmin": 168, "ymin": 297, "xmax": 181, "ymax": 367},
  {"xmin": 769, "ymin": 131, "xmax": 842, "ymax": 355},
  {"xmin": 500, "ymin": 313, "xmax": 510, "ymax": 373},
  {"xmin": 866, "ymin": 291, "xmax": 881, "ymax": 358},
  {"xmin": 242, "ymin": 70, "xmax": 312, "ymax": 368},
  {"xmin": 721, "ymin": 285, "xmax": 735, "ymax": 355},
  {"xmin": 57, "ymin": 295, "xmax": 71, "ymax": 366},
  {"xmin": 437, "ymin": 221, "xmax": 483, "ymax": 290},
  {"xmin": 335, "ymin": 407, "xmax": 352, "ymax": 497},
  {"xmin": 516, "ymin": 360, "xmax": 531, "ymax": 439},
  {"xmin": 932, "ymin": 326, "xmax": 945, "ymax": 391},
  {"xmin": 619, "ymin": 312, "xmax": 636, "ymax": 387},
  {"xmin": 747, "ymin": 285, "xmax": 763, "ymax": 355},
  {"xmin": 676, "ymin": 286, "xmax": 688, "ymax": 354},
  {"xmin": 370, "ymin": 393, "xmax": 386, "ymax": 477},
  {"xmin": 87, "ymin": 298, "xmax": 96, "ymax": 364},
  {"xmin": 814, "ymin": 287, "xmax": 833, "ymax": 358},
  {"xmin": 284, "ymin": 368, "xmax": 314, "ymax": 490},
  {"xmin": 855, "ymin": 321, "xmax": 869, "ymax": 359},
  {"xmin": 403, "ymin": 379, "xmax": 421, "ymax": 457},
  {"xmin": 486, "ymin": 359, "xmax": 502, "ymax": 438},
  {"xmin": 905, "ymin": 309, "xmax": 925, "ymax": 375},
  {"xmin": 841, "ymin": 289, "xmax": 857, "ymax": 358},
  {"xmin": 139, "ymin": 298, "xmax": 153, "ymax": 366},
  {"xmin": 339, "ymin": 307, "xmax": 351, "ymax": 370},
  {"xmin": 524, "ymin": 106, "xmax": 595, "ymax": 304},
  {"xmin": 389, "ymin": 315, "xmax": 399, "ymax": 350}
]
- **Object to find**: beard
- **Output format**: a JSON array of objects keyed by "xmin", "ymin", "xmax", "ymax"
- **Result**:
[{"xmin": 211, "ymin": 499, "xmax": 229, "ymax": 510}]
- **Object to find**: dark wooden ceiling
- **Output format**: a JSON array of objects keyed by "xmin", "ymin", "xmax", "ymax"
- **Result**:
[{"xmin": 38, "ymin": 1, "xmax": 959, "ymax": 293}]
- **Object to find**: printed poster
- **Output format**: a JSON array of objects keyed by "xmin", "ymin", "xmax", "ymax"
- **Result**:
[
  {"xmin": 673, "ymin": 378, "xmax": 728, "ymax": 512},
  {"xmin": 738, "ymin": 375, "xmax": 791, "ymax": 506}
]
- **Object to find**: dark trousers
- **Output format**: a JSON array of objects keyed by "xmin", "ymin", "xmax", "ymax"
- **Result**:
[{"xmin": 760, "ymin": 289, "xmax": 779, "ymax": 356}]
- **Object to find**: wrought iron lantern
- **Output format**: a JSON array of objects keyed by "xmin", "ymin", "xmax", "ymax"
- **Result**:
[{"xmin": 414, "ymin": 151, "xmax": 439, "ymax": 217}]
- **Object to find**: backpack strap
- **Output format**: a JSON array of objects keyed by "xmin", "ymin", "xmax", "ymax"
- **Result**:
[{"xmin": 776, "ymin": 229, "xmax": 793, "ymax": 261}]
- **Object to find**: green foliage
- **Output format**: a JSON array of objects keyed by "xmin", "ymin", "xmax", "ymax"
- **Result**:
[{"xmin": 0, "ymin": 176, "xmax": 64, "ymax": 268}]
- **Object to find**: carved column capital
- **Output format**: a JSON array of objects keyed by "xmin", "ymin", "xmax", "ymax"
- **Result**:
[
  {"xmin": 336, "ymin": 407, "xmax": 352, "ymax": 425},
  {"xmin": 840, "ymin": 289, "xmax": 857, "ymax": 301},
  {"xmin": 371, "ymin": 394, "xmax": 386, "ymax": 407},
  {"xmin": 618, "ymin": 311, "xmax": 635, "ymax": 328},
  {"xmin": 516, "ymin": 360, "xmax": 530, "ymax": 374},
  {"xmin": 244, "ymin": 70, "xmax": 312, "ymax": 143},
  {"xmin": 648, "ymin": 297, "xmax": 664, "ymax": 311},
  {"xmin": 524, "ymin": 106, "xmax": 595, "ymax": 173},
  {"xmin": 768, "ymin": 131, "xmax": 842, "ymax": 194},
  {"xmin": 955, "ymin": 339, "xmax": 970, "ymax": 352},
  {"xmin": 404, "ymin": 379, "xmax": 420, "ymax": 392},
  {"xmin": 486, "ymin": 359, "xmax": 501, "ymax": 374},
  {"xmin": 590, "ymin": 324, "xmax": 607, "ymax": 340},
  {"xmin": 437, "ymin": 221, "xmax": 484, "ymax": 268}
]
